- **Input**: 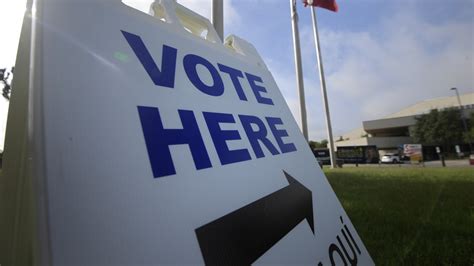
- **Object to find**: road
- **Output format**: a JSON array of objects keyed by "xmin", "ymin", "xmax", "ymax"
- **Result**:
[{"xmin": 329, "ymin": 159, "xmax": 472, "ymax": 168}]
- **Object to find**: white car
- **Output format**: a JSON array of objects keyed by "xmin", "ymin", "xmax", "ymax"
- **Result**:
[{"xmin": 381, "ymin": 153, "xmax": 400, "ymax": 163}]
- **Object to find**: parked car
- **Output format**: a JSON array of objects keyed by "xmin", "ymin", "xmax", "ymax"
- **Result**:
[{"xmin": 381, "ymin": 153, "xmax": 400, "ymax": 163}]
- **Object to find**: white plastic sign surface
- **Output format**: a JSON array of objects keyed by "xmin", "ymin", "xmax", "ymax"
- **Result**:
[{"xmin": 25, "ymin": 0, "xmax": 374, "ymax": 264}]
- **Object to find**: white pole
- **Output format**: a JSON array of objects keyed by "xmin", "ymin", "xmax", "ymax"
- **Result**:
[
  {"xmin": 212, "ymin": 0, "xmax": 224, "ymax": 42},
  {"xmin": 310, "ymin": 6, "xmax": 337, "ymax": 168},
  {"xmin": 290, "ymin": 0, "xmax": 309, "ymax": 140}
]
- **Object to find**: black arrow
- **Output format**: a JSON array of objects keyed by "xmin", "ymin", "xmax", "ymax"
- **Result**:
[{"xmin": 195, "ymin": 170, "xmax": 314, "ymax": 265}]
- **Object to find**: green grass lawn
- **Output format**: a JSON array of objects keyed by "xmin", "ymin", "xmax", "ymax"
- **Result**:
[{"xmin": 324, "ymin": 167, "xmax": 474, "ymax": 266}]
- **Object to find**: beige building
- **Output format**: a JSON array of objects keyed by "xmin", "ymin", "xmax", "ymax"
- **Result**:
[{"xmin": 335, "ymin": 92, "xmax": 474, "ymax": 157}]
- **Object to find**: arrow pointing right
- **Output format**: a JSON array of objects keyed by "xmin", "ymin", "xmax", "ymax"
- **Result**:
[{"xmin": 195, "ymin": 170, "xmax": 314, "ymax": 265}]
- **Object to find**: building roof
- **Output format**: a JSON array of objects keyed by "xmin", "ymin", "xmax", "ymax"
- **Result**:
[
  {"xmin": 336, "ymin": 92, "xmax": 474, "ymax": 147},
  {"xmin": 384, "ymin": 92, "xmax": 474, "ymax": 119}
]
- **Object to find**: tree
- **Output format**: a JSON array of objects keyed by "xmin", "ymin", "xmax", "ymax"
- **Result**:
[
  {"xmin": 309, "ymin": 139, "xmax": 328, "ymax": 150},
  {"xmin": 413, "ymin": 108, "xmax": 464, "ymax": 152},
  {"xmin": 464, "ymin": 112, "xmax": 474, "ymax": 140},
  {"xmin": 1, "ymin": 67, "xmax": 14, "ymax": 100}
]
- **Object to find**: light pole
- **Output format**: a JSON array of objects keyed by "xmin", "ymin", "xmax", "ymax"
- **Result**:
[{"xmin": 451, "ymin": 87, "xmax": 472, "ymax": 153}]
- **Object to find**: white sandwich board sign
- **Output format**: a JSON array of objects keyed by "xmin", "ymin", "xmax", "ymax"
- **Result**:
[{"xmin": 1, "ymin": 0, "xmax": 374, "ymax": 265}]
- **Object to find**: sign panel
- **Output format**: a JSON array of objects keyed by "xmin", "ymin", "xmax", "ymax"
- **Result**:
[
  {"xmin": 8, "ymin": 0, "xmax": 373, "ymax": 264},
  {"xmin": 404, "ymin": 144, "xmax": 423, "ymax": 163}
]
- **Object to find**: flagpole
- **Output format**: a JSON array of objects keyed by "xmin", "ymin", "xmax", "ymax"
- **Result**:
[
  {"xmin": 310, "ymin": 6, "xmax": 337, "ymax": 168},
  {"xmin": 290, "ymin": 0, "xmax": 309, "ymax": 140},
  {"xmin": 212, "ymin": 0, "xmax": 224, "ymax": 41}
]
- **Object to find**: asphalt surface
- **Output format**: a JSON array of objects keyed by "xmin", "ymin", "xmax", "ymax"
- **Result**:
[{"xmin": 327, "ymin": 159, "xmax": 473, "ymax": 168}]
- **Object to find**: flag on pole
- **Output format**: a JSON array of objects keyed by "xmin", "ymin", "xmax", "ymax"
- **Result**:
[{"xmin": 302, "ymin": 0, "xmax": 338, "ymax": 12}]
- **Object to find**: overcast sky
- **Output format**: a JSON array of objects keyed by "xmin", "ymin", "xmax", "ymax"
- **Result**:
[{"xmin": 0, "ymin": 0, "xmax": 473, "ymax": 150}]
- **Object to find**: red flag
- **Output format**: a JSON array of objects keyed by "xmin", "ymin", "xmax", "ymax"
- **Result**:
[{"xmin": 302, "ymin": 0, "xmax": 339, "ymax": 12}]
